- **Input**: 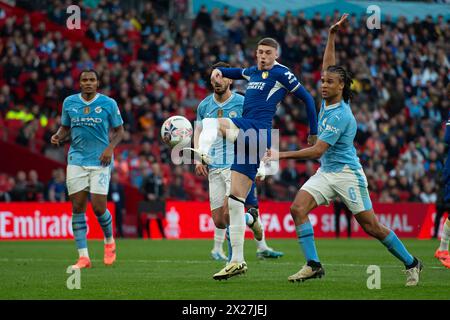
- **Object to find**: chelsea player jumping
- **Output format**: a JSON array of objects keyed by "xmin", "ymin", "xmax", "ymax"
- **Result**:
[
  {"xmin": 194, "ymin": 62, "xmax": 284, "ymax": 262},
  {"xmin": 51, "ymin": 69, "xmax": 124, "ymax": 269},
  {"xmin": 264, "ymin": 14, "xmax": 423, "ymax": 286},
  {"xmin": 188, "ymin": 38, "xmax": 318, "ymax": 280}
]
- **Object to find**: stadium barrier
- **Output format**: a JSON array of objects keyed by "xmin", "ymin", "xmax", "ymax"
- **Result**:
[
  {"xmin": 157, "ymin": 201, "xmax": 443, "ymax": 240},
  {"xmin": 0, "ymin": 201, "xmax": 445, "ymax": 240},
  {"xmin": 0, "ymin": 202, "xmax": 115, "ymax": 240}
]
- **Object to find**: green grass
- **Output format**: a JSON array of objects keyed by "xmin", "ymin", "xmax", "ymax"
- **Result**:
[{"xmin": 0, "ymin": 239, "xmax": 449, "ymax": 299}]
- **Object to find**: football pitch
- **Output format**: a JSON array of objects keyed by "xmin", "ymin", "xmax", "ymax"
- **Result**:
[{"xmin": 0, "ymin": 239, "xmax": 449, "ymax": 300}]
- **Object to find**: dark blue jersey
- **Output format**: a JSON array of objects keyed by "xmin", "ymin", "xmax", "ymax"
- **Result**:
[
  {"xmin": 217, "ymin": 62, "xmax": 317, "ymax": 134},
  {"xmin": 444, "ymin": 111, "xmax": 450, "ymax": 174}
]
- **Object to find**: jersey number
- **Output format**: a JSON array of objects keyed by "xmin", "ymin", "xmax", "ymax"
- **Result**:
[
  {"xmin": 99, "ymin": 173, "xmax": 109, "ymax": 187},
  {"xmin": 348, "ymin": 187, "xmax": 357, "ymax": 202}
]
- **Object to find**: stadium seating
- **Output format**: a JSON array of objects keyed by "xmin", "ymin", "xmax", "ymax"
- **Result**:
[{"xmin": 0, "ymin": 0, "xmax": 447, "ymax": 205}]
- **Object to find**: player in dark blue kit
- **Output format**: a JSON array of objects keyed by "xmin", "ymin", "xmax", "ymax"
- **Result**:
[
  {"xmin": 189, "ymin": 38, "xmax": 318, "ymax": 280},
  {"xmin": 435, "ymin": 88, "xmax": 450, "ymax": 268}
]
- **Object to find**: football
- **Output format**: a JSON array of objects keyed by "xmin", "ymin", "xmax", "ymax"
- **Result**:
[{"xmin": 160, "ymin": 115, "xmax": 193, "ymax": 148}]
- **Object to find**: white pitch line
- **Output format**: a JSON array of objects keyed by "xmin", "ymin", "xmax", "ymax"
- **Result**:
[{"xmin": 0, "ymin": 258, "xmax": 446, "ymax": 270}]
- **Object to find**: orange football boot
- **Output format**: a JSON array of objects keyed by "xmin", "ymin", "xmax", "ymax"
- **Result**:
[
  {"xmin": 442, "ymin": 257, "xmax": 450, "ymax": 269},
  {"xmin": 71, "ymin": 256, "xmax": 92, "ymax": 269},
  {"xmin": 104, "ymin": 242, "xmax": 116, "ymax": 266},
  {"xmin": 434, "ymin": 249, "xmax": 449, "ymax": 261}
]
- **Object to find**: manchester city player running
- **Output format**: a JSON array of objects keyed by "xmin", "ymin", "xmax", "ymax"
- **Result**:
[
  {"xmin": 51, "ymin": 69, "xmax": 124, "ymax": 269},
  {"xmin": 264, "ymin": 15, "xmax": 423, "ymax": 286},
  {"xmin": 188, "ymin": 38, "xmax": 318, "ymax": 280},
  {"xmin": 194, "ymin": 62, "xmax": 283, "ymax": 262}
]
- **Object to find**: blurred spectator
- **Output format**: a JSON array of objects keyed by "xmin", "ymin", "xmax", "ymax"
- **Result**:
[
  {"xmin": 420, "ymin": 182, "xmax": 437, "ymax": 203},
  {"xmin": 141, "ymin": 163, "xmax": 165, "ymax": 201},
  {"xmin": 47, "ymin": 168, "xmax": 67, "ymax": 202},
  {"xmin": 280, "ymin": 159, "xmax": 301, "ymax": 198},
  {"xmin": 168, "ymin": 176, "xmax": 187, "ymax": 200},
  {"xmin": 333, "ymin": 199, "xmax": 352, "ymax": 238},
  {"xmin": 404, "ymin": 153, "xmax": 425, "ymax": 183},
  {"xmin": 10, "ymin": 171, "xmax": 28, "ymax": 201},
  {"xmin": 0, "ymin": 173, "xmax": 12, "ymax": 202},
  {"xmin": 26, "ymin": 170, "xmax": 44, "ymax": 201},
  {"xmin": 108, "ymin": 172, "xmax": 126, "ymax": 238}
]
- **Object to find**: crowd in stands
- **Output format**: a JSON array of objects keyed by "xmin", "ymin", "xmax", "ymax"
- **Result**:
[
  {"xmin": 0, "ymin": 169, "xmax": 67, "ymax": 202},
  {"xmin": 0, "ymin": 0, "xmax": 448, "ymax": 204}
]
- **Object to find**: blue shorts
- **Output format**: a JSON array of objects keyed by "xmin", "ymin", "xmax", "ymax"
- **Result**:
[
  {"xmin": 245, "ymin": 182, "xmax": 258, "ymax": 207},
  {"xmin": 230, "ymin": 118, "xmax": 271, "ymax": 181}
]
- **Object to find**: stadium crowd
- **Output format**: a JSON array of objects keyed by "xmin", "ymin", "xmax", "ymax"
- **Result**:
[
  {"xmin": 0, "ymin": 0, "xmax": 448, "ymax": 204},
  {"xmin": 0, "ymin": 170, "xmax": 66, "ymax": 202}
]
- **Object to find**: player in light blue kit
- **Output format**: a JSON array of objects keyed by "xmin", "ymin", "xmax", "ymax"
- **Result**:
[
  {"xmin": 51, "ymin": 69, "xmax": 124, "ymax": 269},
  {"xmin": 194, "ymin": 62, "xmax": 283, "ymax": 262},
  {"xmin": 189, "ymin": 38, "xmax": 318, "ymax": 280},
  {"xmin": 264, "ymin": 15, "xmax": 422, "ymax": 286}
]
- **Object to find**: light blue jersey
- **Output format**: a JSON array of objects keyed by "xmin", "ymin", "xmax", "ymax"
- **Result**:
[
  {"xmin": 197, "ymin": 93, "xmax": 244, "ymax": 169},
  {"xmin": 318, "ymin": 100, "xmax": 362, "ymax": 173},
  {"xmin": 61, "ymin": 93, "xmax": 123, "ymax": 167}
]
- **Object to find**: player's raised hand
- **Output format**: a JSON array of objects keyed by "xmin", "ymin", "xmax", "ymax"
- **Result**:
[
  {"xmin": 329, "ymin": 13, "xmax": 349, "ymax": 34},
  {"xmin": 195, "ymin": 163, "xmax": 208, "ymax": 177},
  {"xmin": 210, "ymin": 68, "xmax": 223, "ymax": 85},
  {"xmin": 307, "ymin": 134, "xmax": 318, "ymax": 146},
  {"xmin": 99, "ymin": 146, "xmax": 114, "ymax": 166}
]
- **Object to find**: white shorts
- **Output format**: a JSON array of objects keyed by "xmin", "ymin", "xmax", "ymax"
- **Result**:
[
  {"xmin": 301, "ymin": 165, "xmax": 372, "ymax": 214},
  {"xmin": 208, "ymin": 167, "xmax": 231, "ymax": 211},
  {"xmin": 66, "ymin": 165, "xmax": 111, "ymax": 196}
]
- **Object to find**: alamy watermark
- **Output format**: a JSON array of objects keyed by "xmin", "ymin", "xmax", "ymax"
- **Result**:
[
  {"xmin": 366, "ymin": 265, "xmax": 381, "ymax": 289},
  {"xmin": 366, "ymin": 5, "xmax": 381, "ymax": 30},
  {"xmin": 66, "ymin": 5, "xmax": 81, "ymax": 30},
  {"xmin": 66, "ymin": 266, "xmax": 81, "ymax": 290}
]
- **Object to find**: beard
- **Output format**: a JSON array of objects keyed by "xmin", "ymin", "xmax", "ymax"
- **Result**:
[{"xmin": 214, "ymin": 88, "xmax": 227, "ymax": 95}]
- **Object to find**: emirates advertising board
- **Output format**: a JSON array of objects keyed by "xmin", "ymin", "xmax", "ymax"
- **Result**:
[
  {"xmin": 0, "ymin": 202, "xmax": 445, "ymax": 240},
  {"xmin": 0, "ymin": 203, "xmax": 115, "ymax": 240}
]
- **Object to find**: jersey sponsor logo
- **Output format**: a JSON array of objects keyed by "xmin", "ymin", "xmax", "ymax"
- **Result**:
[
  {"xmin": 72, "ymin": 117, "xmax": 103, "ymax": 126},
  {"xmin": 229, "ymin": 111, "xmax": 237, "ymax": 118},
  {"xmin": 262, "ymin": 71, "xmax": 269, "ymax": 79},
  {"xmin": 83, "ymin": 107, "xmax": 90, "ymax": 114},
  {"xmin": 247, "ymin": 82, "xmax": 266, "ymax": 90},
  {"xmin": 325, "ymin": 124, "xmax": 339, "ymax": 134},
  {"xmin": 95, "ymin": 106, "xmax": 102, "ymax": 114}
]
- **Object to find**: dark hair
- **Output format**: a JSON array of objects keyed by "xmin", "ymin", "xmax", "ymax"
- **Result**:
[
  {"xmin": 257, "ymin": 37, "xmax": 279, "ymax": 50},
  {"xmin": 212, "ymin": 61, "xmax": 231, "ymax": 69},
  {"xmin": 326, "ymin": 65, "xmax": 353, "ymax": 103},
  {"xmin": 78, "ymin": 69, "xmax": 99, "ymax": 81}
]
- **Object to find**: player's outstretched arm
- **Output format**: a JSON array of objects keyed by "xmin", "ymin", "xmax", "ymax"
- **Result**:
[
  {"xmin": 323, "ymin": 13, "xmax": 348, "ymax": 71},
  {"xmin": 264, "ymin": 140, "xmax": 330, "ymax": 162},
  {"xmin": 278, "ymin": 69, "xmax": 318, "ymax": 144},
  {"xmin": 291, "ymin": 85, "xmax": 318, "ymax": 144},
  {"xmin": 212, "ymin": 67, "xmax": 246, "ymax": 83}
]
